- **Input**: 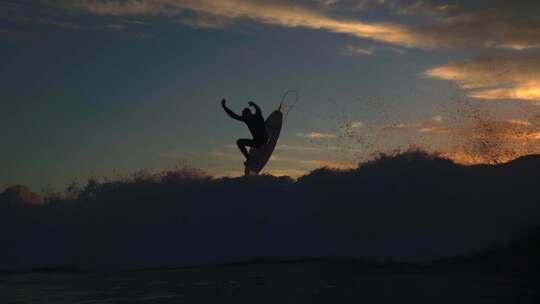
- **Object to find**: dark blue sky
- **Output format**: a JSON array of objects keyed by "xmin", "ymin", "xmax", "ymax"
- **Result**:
[{"xmin": 2, "ymin": 0, "xmax": 540, "ymax": 190}]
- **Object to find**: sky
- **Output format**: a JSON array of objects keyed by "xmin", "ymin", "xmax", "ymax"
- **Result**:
[{"xmin": 2, "ymin": 0, "xmax": 540, "ymax": 191}]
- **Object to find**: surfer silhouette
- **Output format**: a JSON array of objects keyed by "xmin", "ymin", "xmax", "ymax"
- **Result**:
[{"xmin": 221, "ymin": 98, "xmax": 269, "ymax": 163}]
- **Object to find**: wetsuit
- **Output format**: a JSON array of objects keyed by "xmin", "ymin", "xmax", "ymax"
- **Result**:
[
  {"xmin": 241, "ymin": 108, "xmax": 268, "ymax": 147},
  {"xmin": 222, "ymin": 100, "xmax": 269, "ymax": 160}
]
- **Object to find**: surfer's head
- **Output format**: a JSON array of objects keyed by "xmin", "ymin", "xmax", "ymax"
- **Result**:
[{"xmin": 242, "ymin": 108, "xmax": 252, "ymax": 117}]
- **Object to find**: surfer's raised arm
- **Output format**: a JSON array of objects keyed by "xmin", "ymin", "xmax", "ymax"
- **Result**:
[
  {"xmin": 248, "ymin": 101, "xmax": 262, "ymax": 116},
  {"xmin": 221, "ymin": 99, "xmax": 243, "ymax": 121}
]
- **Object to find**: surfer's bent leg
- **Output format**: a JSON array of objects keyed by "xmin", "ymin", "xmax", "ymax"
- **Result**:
[{"xmin": 237, "ymin": 138, "xmax": 254, "ymax": 160}]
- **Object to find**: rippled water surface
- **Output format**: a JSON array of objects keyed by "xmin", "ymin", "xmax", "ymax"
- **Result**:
[{"xmin": 1, "ymin": 262, "xmax": 539, "ymax": 303}]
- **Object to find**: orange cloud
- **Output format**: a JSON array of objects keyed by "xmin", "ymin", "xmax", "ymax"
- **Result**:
[
  {"xmin": 344, "ymin": 120, "xmax": 365, "ymax": 130},
  {"xmin": 425, "ymin": 53, "xmax": 540, "ymax": 101},
  {"xmin": 384, "ymin": 115, "xmax": 445, "ymax": 133},
  {"xmin": 297, "ymin": 132, "xmax": 337, "ymax": 139},
  {"xmin": 468, "ymin": 82, "xmax": 540, "ymax": 102},
  {"xmin": 265, "ymin": 169, "xmax": 306, "ymax": 177},
  {"xmin": 298, "ymin": 159, "xmax": 354, "ymax": 169},
  {"xmin": 4, "ymin": 1, "xmax": 540, "ymax": 51},
  {"xmin": 71, "ymin": 1, "xmax": 540, "ymax": 50},
  {"xmin": 276, "ymin": 144, "xmax": 340, "ymax": 152},
  {"xmin": 72, "ymin": 0, "xmax": 432, "ymax": 48},
  {"xmin": 508, "ymin": 119, "xmax": 532, "ymax": 126},
  {"xmin": 418, "ymin": 126, "xmax": 450, "ymax": 134}
]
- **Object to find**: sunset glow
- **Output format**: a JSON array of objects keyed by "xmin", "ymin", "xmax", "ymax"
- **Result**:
[{"xmin": 2, "ymin": 0, "xmax": 540, "ymax": 189}]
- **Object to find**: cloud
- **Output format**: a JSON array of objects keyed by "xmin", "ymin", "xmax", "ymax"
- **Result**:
[
  {"xmin": 386, "ymin": 0, "xmax": 540, "ymax": 50},
  {"xmin": 431, "ymin": 115, "xmax": 444, "ymax": 124},
  {"xmin": 275, "ymin": 144, "xmax": 368, "ymax": 154},
  {"xmin": 508, "ymin": 119, "xmax": 532, "ymax": 126},
  {"xmin": 340, "ymin": 45, "xmax": 374, "ymax": 56},
  {"xmin": 276, "ymin": 144, "xmax": 340, "ymax": 152},
  {"xmin": 314, "ymin": 0, "xmax": 340, "ymax": 8},
  {"xmin": 0, "ymin": 0, "xmax": 157, "ymax": 38},
  {"xmin": 266, "ymin": 168, "xmax": 307, "ymax": 177},
  {"xmin": 344, "ymin": 120, "xmax": 365, "ymax": 132},
  {"xmin": 425, "ymin": 53, "xmax": 540, "ymax": 101},
  {"xmin": 468, "ymin": 83, "xmax": 540, "ymax": 101},
  {"xmin": 276, "ymin": 143, "xmax": 371, "ymax": 156},
  {"xmin": 340, "ymin": 44, "xmax": 408, "ymax": 56},
  {"xmin": 384, "ymin": 115, "xmax": 448, "ymax": 135},
  {"xmin": 5, "ymin": 1, "xmax": 539, "ymax": 50},
  {"xmin": 230, "ymin": 143, "xmax": 343, "ymax": 152},
  {"xmin": 70, "ymin": 0, "xmax": 435, "ymax": 48},
  {"xmin": 176, "ymin": 13, "xmax": 234, "ymax": 29},
  {"xmin": 72, "ymin": 0, "xmax": 169, "ymax": 16},
  {"xmin": 352, "ymin": 0, "xmax": 373, "ymax": 12},
  {"xmin": 297, "ymin": 132, "xmax": 338, "ymax": 139},
  {"xmin": 0, "ymin": 1, "xmax": 90, "ymax": 30},
  {"xmin": 388, "ymin": 0, "xmax": 459, "ymax": 16},
  {"xmin": 392, "ymin": 0, "xmax": 540, "ymax": 17},
  {"xmin": 416, "ymin": 15, "xmax": 540, "ymax": 50},
  {"xmin": 270, "ymin": 154, "xmax": 354, "ymax": 169},
  {"xmin": 384, "ymin": 122, "xmax": 422, "ymax": 130},
  {"xmin": 2, "ymin": 0, "xmax": 539, "ymax": 53},
  {"xmin": 418, "ymin": 126, "xmax": 450, "ymax": 134},
  {"xmin": 298, "ymin": 159, "xmax": 354, "ymax": 169}
]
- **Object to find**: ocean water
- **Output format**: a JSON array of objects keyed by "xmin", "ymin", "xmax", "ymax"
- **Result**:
[{"xmin": 1, "ymin": 261, "xmax": 539, "ymax": 304}]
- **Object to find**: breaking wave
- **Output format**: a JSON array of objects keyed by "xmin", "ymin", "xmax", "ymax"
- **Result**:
[{"xmin": 2, "ymin": 150, "xmax": 540, "ymax": 270}]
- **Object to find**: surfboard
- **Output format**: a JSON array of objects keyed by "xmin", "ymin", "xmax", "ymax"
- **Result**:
[{"xmin": 244, "ymin": 108, "xmax": 283, "ymax": 175}]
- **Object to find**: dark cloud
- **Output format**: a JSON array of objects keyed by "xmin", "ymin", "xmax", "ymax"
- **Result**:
[
  {"xmin": 0, "ymin": 0, "xmax": 155, "ymax": 38},
  {"xmin": 3, "ymin": 0, "xmax": 539, "ymax": 50},
  {"xmin": 388, "ymin": 0, "xmax": 540, "ymax": 49},
  {"xmin": 0, "ymin": 0, "xmax": 75, "ymax": 25},
  {"xmin": 417, "ymin": 13, "xmax": 540, "ymax": 50},
  {"xmin": 326, "ymin": 0, "xmax": 540, "ymax": 49},
  {"xmin": 388, "ymin": 0, "xmax": 540, "ymax": 16}
]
